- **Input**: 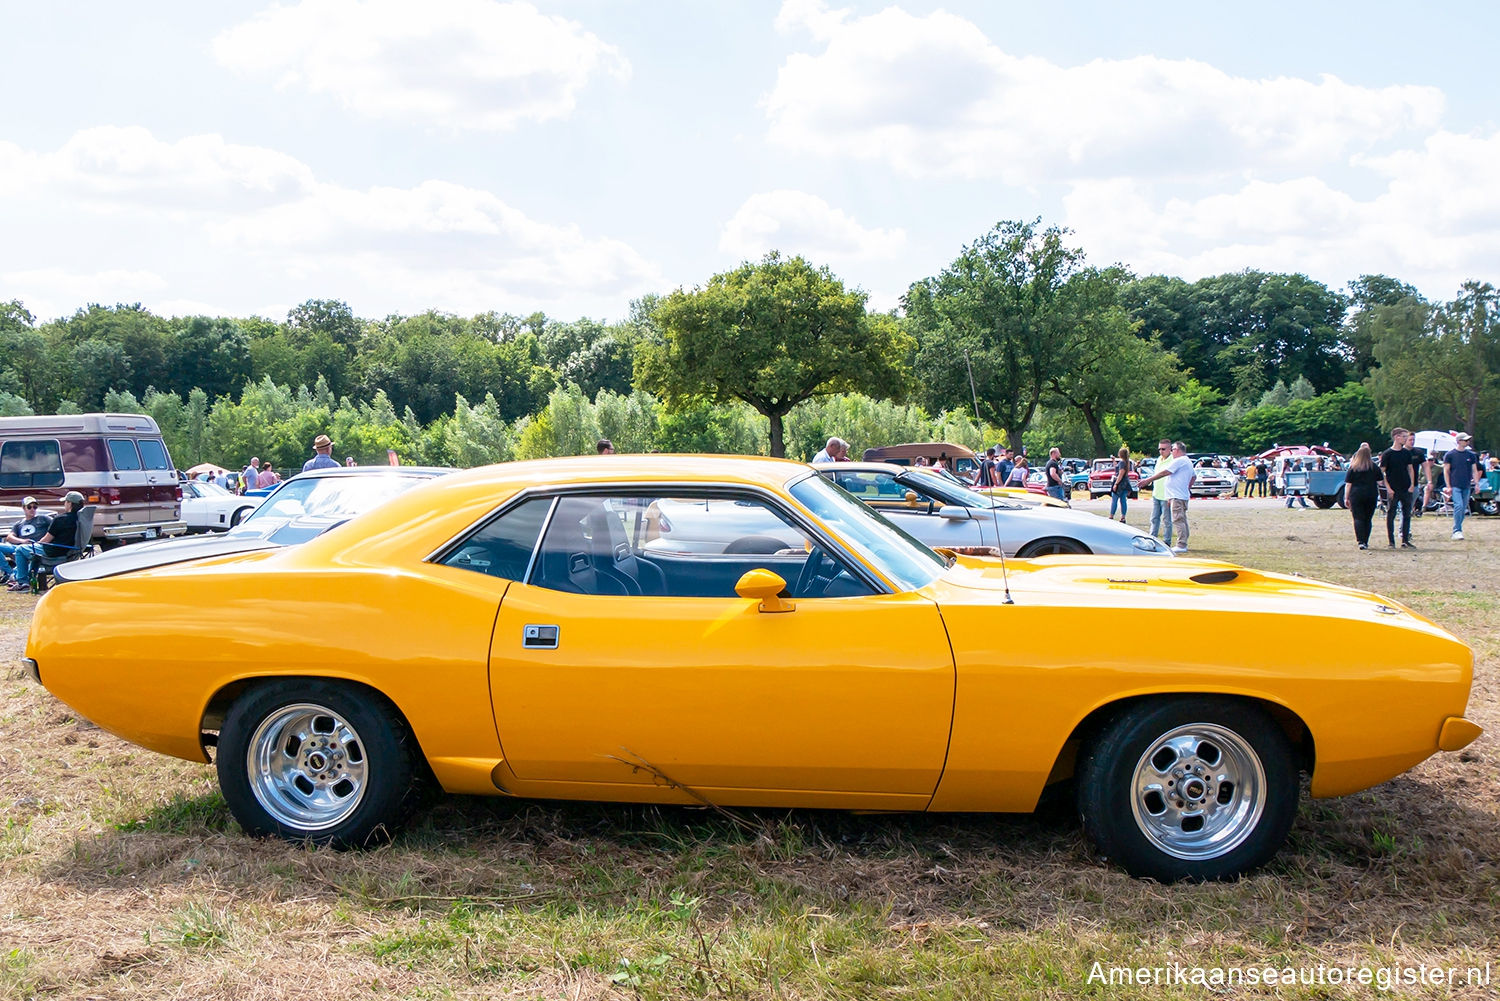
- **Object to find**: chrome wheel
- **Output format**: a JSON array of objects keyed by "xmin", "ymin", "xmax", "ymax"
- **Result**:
[
  {"xmin": 247, "ymin": 703, "xmax": 369, "ymax": 831},
  {"xmin": 1130, "ymin": 722, "xmax": 1265, "ymax": 861}
]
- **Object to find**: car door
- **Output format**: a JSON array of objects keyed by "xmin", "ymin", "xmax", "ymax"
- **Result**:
[{"xmin": 486, "ymin": 489, "xmax": 956, "ymax": 807}]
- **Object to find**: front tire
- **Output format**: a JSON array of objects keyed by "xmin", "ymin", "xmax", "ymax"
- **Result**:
[
  {"xmin": 217, "ymin": 679, "xmax": 419, "ymax": 847},
  {"xmin": 229, "ymin": 506, "xmax": 253, "ymax": 528},
  {"xmin": 1077, "ymin": 697, "xmax": 1298, "ymax": 881}
]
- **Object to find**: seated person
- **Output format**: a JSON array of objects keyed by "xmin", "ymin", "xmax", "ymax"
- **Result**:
[
  {"xmin": 10, "ymin": 491, "xmax": 84, "ymax": 592},
  {"xmin": 0, "ymin": 497, "xmax": 53, "ymax": 584}
]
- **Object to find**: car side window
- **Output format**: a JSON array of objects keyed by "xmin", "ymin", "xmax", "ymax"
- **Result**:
[
  {"xmin": 137, "ymin": 438, "xmax": 172, "ymax": 470},
  {"xmin": 529, "ymin": 491, "xmax": 874, "ymax": 599},
  {"xmin": 439, "ymin": 497, "xmax": 553, "ymax": 582},
  {"xmin": 0, "ymin": 440, "xmax": 64, "ymax": 488}
]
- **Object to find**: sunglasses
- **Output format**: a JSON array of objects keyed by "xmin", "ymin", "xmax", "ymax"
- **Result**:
[{"xmin": 24, "ymin": 504, "xmax": 37, "ymax": 510}]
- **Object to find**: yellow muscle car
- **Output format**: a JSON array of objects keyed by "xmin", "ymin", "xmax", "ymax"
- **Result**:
[{"xmin": 23, "ymin": 456, "xmax": 1480, "ymax": 881}]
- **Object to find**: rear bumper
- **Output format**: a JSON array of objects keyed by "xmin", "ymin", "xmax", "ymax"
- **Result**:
[{"xmin": 98, "ymin": 520, "xmax": 188, "ymax": 541}]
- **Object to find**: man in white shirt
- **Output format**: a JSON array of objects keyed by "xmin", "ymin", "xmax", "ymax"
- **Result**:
[
  {"xmin": 811, "ymin": 437, "xmax": 848, "ymax": 463},
  {"xmin": 1138, "ymin": 441, "xmax": 1195, "ymax": 553}
]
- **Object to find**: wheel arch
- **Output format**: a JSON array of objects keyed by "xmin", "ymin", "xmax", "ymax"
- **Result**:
[
  {"xmin": 1046, "ymin": 692, "xmax": 1315, "ymax": 789},
  {"xmin": 199, "ymin": 674, "xmax": 423, "ymax": 765},
  {"xmin": 1016, "ymin": 536, "xmax": 1092, "ymax": 558}
]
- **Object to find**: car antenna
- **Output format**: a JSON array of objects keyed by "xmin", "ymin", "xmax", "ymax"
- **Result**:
[{"xmin": 964, "ymin": 349, "xmax": 1013, "ymax": 605}]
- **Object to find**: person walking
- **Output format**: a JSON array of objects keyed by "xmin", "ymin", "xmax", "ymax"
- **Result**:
[
  {"xmin": 1342, "ymin": 444, "xmax": 1382, "ymax": 549},
  {"xmin": 1140, "ymin": 441, "xmax": 1194, "ymax": 552},
  {"xmin": 302, "ymin": 433, "xmax": 341, "ymax": 472},
  {"xmin": 1147, "ymin": 439, "xmax": 1173, "ymax": 547},
  {"xmin": 241, "ymin": 457, "xmax": 260, "ymax": 493},
  {"xmin": 1444, "ymin": 432, "xmax": 1480, "ymax": 540},
  {"xmin": 1379, "ymin": 428, "xmax": 1416, "ymax": 548},
  {"xmin": 1108, "ymin": 445, "xmax": 1133, "ymax": 522},
  {"xmin": 1044, "ymin": 447, "xmax": 1067, "ymax": 502},
  {"xmin": 1284, "ymin": 459, "xmax": 1311, "ymax": 508}
]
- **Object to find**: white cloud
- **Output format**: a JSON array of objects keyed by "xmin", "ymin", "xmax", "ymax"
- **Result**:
[
  {"xmin": 213, "ymin": 0, "xmax": 630, "ymax": 131},
  {"xmin": 719, "ymin": 190, "xmax": 905, "ymax": 262},
  {"xmin": 0, "ymin": 128, "xmax": 662, "ymax": 320},
  {"xmin": 1062, "ymin": 130, "xmax": 1500, "ymax": 298},
  {"xmin": 766, "ymin": 3, "xmax": 1444, "ymax": 183}
]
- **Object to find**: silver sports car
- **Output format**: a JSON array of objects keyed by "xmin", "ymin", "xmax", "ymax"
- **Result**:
[{"xmin": 818, "ymin": 463, "xmax": 1173, "ymax": 557}]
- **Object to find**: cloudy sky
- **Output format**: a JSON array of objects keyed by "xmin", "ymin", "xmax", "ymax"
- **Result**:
[{"xmin": 2, "ymin": 0, "xmax": 1495, "ymax": 324}]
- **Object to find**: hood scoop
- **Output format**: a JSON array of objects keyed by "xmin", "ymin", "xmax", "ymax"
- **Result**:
[{"xmin": 1189, "ymin": 570, "xmax": 1239, "ymax": 585}]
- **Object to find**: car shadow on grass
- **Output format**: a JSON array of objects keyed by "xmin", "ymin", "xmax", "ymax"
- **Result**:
[{"xmin": 44, "ymin": 771, "xmax": 1500, "ymax": 946}]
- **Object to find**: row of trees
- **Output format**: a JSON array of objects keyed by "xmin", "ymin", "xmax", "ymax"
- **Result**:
[{"xmin": 2, "ymin": 219, "xmax": 1495, "ymax": 464}]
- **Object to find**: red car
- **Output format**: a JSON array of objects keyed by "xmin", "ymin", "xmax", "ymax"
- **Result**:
[{"xmin": 1088, "ymin": 458, "xmax": 1141, "ymax": 499}]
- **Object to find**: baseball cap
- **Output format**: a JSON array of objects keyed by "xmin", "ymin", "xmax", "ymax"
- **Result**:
[
  {"xmin": 1456, "ymin": 432, "xmax": 1472, "ymax": 440},
  {"xmin": 22, "ymin": 496, "xmax": 36, "ymax": 507}
]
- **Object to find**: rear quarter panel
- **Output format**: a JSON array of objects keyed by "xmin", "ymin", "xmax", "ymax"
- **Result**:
[{"xmin": 26, "ymin": 553, "xmax": 508, "ymax": 793}]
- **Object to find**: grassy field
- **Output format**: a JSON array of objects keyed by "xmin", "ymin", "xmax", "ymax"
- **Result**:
[{"xmin": 1, "ymin": 498, "xmax": 1495, "ymax": 999}]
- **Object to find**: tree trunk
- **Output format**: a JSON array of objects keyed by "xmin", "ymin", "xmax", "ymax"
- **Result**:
[
  {"xmin": 768, "ymin": 410, "xmax": 785, "ymax": 458},
  {"xmin": 1079, "ymin": 402, "xmax": 1108, "ymax": 457}
]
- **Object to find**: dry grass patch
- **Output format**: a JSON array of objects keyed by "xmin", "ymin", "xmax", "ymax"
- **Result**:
[{"xmin": 1, "ymin": 500, "xmax": 1496, "ymax": 998}]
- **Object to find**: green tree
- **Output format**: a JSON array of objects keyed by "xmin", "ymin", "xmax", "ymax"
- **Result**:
[
  {"xmin": 905, "ymin": 220, "xmax": 1085, "ymax": 451},
  {"xmin": 640, "ymin": 253, "xmax": 906, "ymax": 457},
  {"xmin": 1369, "ymin": 282, "xmax": 1499, "ymax": 438}
]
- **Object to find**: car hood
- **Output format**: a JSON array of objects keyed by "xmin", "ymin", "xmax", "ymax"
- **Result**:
[{"xmin": 929, "ymin": 553, "xmax": 1455, "ymax": 635}]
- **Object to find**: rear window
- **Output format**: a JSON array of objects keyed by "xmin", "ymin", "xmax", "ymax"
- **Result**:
[
  {"xmin": 439, "ymin": 496, "xmax": 553, "ymax": 581},
  {"xmin": 137, "ymin": 438, "xmax": 172, "ymax": 470},
  {"xmin": 0, "ymin": 439, "xmax": 65, "ymax": 488},
  {"xmin": 107, "ymin": 438, "xmax": 142, "ymax": 471}
]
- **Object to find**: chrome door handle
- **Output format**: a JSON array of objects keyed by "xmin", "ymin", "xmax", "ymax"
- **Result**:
[{"xmin": 523, "ymin": 624, "xmax": 559, "ymax": 649}]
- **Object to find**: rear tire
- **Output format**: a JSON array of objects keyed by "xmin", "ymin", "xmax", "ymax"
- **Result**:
[
  {"xmin": 217, "ymin": 679, "xmax": 420, "ymax": 848},
  {"xmin": 1077, "ymin": 697, "xmax": 1298, "ymax": 881}
]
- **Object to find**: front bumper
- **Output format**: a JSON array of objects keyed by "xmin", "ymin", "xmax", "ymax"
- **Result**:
[{"xmin": 22, "ymin": 657, "xmax": 40, "ymax": 684}]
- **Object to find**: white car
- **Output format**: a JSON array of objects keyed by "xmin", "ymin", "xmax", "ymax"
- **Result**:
[
  {"xmin": 181, "ymin": 480, "xmax": 261, "ymax": 533},
  {"xmin": 1189, "ymin": 460, "xmax": 1236, "ymax": 498}
]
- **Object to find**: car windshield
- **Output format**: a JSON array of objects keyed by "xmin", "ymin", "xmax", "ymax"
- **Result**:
[
  {"xmin": 788, "ymin": 472, "xmax": 946, "ymax": 591},
  {"xmin": 899, "ymin": 468, "xmax": 1027, "ymax": 510},
  {"xmin": 238, "ymin": 473, "xmax": 434, "ymax": 529},
  {"xmin": 195, "ymin": 481, "xmax": 231, "ymax": 496}
]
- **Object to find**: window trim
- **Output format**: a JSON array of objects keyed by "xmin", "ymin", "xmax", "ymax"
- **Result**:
[{"xmin": 423, "ymin": 482, "xmax": 892, "ymax": 596}]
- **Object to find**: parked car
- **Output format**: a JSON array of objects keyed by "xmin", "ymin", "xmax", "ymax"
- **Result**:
[
  {"xmin": 819, "ymin": 463, "xmax": 1169, "ymax": 557},
  {"xmin": 1087, "ymin": 458, "xmax": 1141, "ymax": 499},
  {"xmin": 181, "ymin": 479, "xmax": 262, "ymax": 533},
  {"xmin": 58, "ymin": 466, "xmax": 455, "ymax": 579},
  {"xmin": 0, "ymin": 412, "xmax": 187, "ymax": 546},
  {"xmin": 1190, "ymin": 459, "xmax": 1236, "ymax": 497},
  {"xmin": 25, "ymin": 455, "xmax": 1480, "ymax": 882}
]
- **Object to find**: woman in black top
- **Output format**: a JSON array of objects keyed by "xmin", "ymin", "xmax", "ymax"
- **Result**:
[
  {"xmin": 1108, "ymin": 445, "xmax": 1133, "ymax": 521},
  {"xmin": 1343, "ymin": 444, "xmax": 1382, "ymax": 549}
]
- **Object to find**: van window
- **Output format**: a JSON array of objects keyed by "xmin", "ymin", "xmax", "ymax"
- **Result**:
[
  {"xmin": 137, "ymin": 438, "xmax": 171, "ymax": 470},
  {"xmin": 0, "ymin": 440, "xmax": 65, "ymax": 488},
  {"xmin": 107, "ymin": 438, "xmax": 143, "ymax": 471}
]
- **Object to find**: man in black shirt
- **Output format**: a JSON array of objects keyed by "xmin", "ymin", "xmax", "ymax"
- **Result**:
[
  {"xmin": 0, "ymin": 497, "xmax": 52, "ymax": 584},
  {"xmin": 9, "ymin": 491, "xmax": 84, "ymax": 591},
  {"xmin": 1379, "ymin": 428, "xmax": 1416, "ymax": 548}
]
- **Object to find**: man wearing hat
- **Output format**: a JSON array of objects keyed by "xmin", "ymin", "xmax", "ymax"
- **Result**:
[
  {"xmin": 9, "ymin": 491, "xmax": 84, "ymax": 592},
  {"xmin": 1444, "ymin": 432, "xmax": 1480, "ymax": 541},
  {"xmin": 0, "ymin": 497, "xmax": 53, "ymax": 584},
  {"xmin": 303, "ymin": 433, "xmax": 340, "ymax": 472}
]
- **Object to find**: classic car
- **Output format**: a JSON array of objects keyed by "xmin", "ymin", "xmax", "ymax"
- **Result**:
[
  {"xmin": 818, "ymin": 463, "xmax": 1169, "ymax": 557},
  {"xmin": 1087, "ymin": 458, "xmax": 1141, "ymax": 499},
  {"xmin": 1190, "ymin": 459, "xmax": 1236, "ymax": 498},
  {"xmin": 181, "ymin": 479, "xmax": 262, "ymax": 533},
  {"xmin": 23, "ymin": 455, "xmax": 1479, "ymax": 882},
  {"xmin": 58, "ymin": 466, "xmax": 457, "ymax": 579}
]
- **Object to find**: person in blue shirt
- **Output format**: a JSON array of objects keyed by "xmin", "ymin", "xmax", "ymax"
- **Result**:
[
  {"xmin": 1444, "ymin": 433, "xmax": 1481, "ymax": 540},
  {"xmin": 302, "ymin": 433, "xmax": 341, "ymax": 472}
]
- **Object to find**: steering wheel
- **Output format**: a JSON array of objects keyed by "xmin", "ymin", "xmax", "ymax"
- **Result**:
[{"xmin": 795, "ymin": 545, "xmax": 837, "ymax": 598}]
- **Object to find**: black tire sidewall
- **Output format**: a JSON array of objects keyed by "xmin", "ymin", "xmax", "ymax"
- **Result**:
[
  {"xmin": 1077, "ymin": 697, "xmax": 1298, "ymax": 881},
  {"xmin": 217, "ymin": 679, "xmax": 416, "ymax": 848}
]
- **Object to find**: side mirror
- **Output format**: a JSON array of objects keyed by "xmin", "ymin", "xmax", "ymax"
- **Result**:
[
  {"xmin": 938, "ymin": 505, "xmax": 971, "ymax": 520},
  {"xmin": 734, "ymin": 568, "xmax": 795, "ymax": 613},
  {"xmin": 904, "ymin": 490, "xmax": 920, "ymax": 507}
]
